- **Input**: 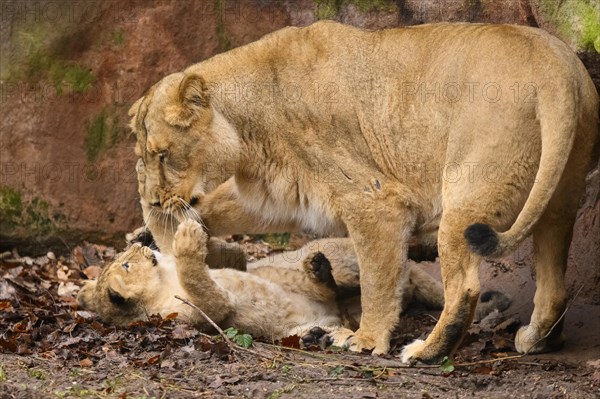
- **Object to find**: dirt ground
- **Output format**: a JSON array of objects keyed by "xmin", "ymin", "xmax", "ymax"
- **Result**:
[{"xmin": 1, "ymin": 237, "xmax": 599, "ymax": 399}]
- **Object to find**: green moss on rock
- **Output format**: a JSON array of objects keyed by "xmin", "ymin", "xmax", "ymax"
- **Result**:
[
  {"xmin": 51, "ymin": 63, "xmax": 95, "ymax": 94},
  {"xmin": 2, "ymin": 23, "xmax": 95, "ymax": 92},
  {"xmin": 214, "ymin": 0, "xmax": 232, "ymax": 51},
  {"xmin": 85, "ymin": 110, "xmax": 121, "ymax": 162},
  {"xmin": 314, "ymin": 0, "xmax": 397, "ymax": 20},
  {"xmin": 0, "ymin": 186, "xmax": 23, "ymax": 226},
  {"xmin": 538, "ymin": 0, "xmax": 600, "ymax": 53},
  {"xmin": 0, "ymin": 187, "xmax": 60, "ymax": 237}
]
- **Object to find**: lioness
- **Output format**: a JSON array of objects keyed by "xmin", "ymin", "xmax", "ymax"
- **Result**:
[{"xmin": 128, "ymin": 21, "xmax": 599, "ymax": 362}]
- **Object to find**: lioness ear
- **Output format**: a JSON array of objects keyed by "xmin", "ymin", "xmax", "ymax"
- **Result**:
[
  {"xmin": 128, "ymin": 97, "xmax": 144, "ymax": 132},
  {"xmin": 128, "ymin": 97, "xmax": 144, "ymax": 117},
  {"xmin": 164, "ymin": 74, "xmax": 209, "ymax": 128}
]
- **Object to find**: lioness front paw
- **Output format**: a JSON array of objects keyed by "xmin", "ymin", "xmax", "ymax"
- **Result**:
[
  {"xmin": 400, "ymin": 339, "xmax": 426, "ymax": 364},
  {"xmin": 173, "ymin": 219, "xmax": 208, "ymax": 258},
  {"xmin": 327, "ymin": 327, "xmax": 355, "ymax": 348},
  {"xmin": 328, "ymin": 328, "xmax": 388, "ymax": 355},
  {"xmin": 515, "ymin": 324, "xmax": 565, "ymax": 354}
]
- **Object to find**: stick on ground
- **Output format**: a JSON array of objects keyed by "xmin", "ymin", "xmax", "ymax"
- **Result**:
[{"xmin": 174, "ymin": 295, "xmax": 236, "ymax": 350}]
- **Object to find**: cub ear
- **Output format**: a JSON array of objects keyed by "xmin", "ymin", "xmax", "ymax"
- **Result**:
[
  {"xmin": 107, "ymin": 275, "xmax": 133, "ymax": 306},
  {"xmin": 164, "ymin": 74, "xmax": 210, "ymax": 128},
  {"xmin": 77, "ymin": 280, "xmax": 97, "ymax": 310}
]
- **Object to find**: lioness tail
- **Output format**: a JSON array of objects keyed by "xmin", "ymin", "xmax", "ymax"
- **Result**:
[{"xmin": 465, "ymin": 82, "xmax": 579, "ymax": 258}]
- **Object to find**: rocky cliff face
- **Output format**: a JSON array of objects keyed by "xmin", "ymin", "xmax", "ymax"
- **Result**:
[{"xmin": 1, "ymin": 0, "xmax": 598, "ymax": 301}]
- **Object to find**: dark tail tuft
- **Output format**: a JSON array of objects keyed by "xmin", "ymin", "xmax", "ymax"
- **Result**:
[{"xmin": 464, "ymin": 223, "xmax": 499, "ymax": 257}]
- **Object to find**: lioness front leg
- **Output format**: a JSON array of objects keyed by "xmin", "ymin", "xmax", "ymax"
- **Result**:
[
  {"xmin": 198, "ymin": 178, "xmax": 300, "ymax": 236},
  {"xmin": 173, "ymin": 220, "xmax": 234, "ymax": 323},
  {"xmin": 336, "ymin": 190, "xmax": 417, "ymax": 355}
]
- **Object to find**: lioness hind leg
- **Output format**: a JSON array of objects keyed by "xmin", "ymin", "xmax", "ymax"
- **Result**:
[
  {"xmin": 401, "ymin": 211, "xmax": 482, "ymax": 364},
  {"xmin": 514, "ymin": 209, "xmax": 576, "ymax": 354}
]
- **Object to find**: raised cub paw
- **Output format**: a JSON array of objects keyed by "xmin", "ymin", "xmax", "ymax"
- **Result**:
[
  {"xmin": 303, "ymin": 252, "xmax": 337, "ymax": 291},
  {"xmin": 173, "ymin": 219, "xmax": 208, "ymax": 258}
]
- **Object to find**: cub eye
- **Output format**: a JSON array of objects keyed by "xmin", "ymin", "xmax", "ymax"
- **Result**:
[{"xmin": 122, "ymin": 262, "xmax": 130, "ymax": 271}]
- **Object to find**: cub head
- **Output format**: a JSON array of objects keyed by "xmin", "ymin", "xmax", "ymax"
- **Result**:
[
  {"xmin": 77, "ymin": 243, "xmax": 161, "ymax": 326},
  {"xmin": 129, "ymin": 72, "xmax": 241, "ymax": 216}
]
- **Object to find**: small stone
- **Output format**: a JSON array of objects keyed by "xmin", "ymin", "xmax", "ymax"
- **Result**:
[
  {"xmin": 47, "ymin": 251, "xmax": 56, "ymax": 260},
  {"xmin": 0, "ymin": 251, "xmax": 12, "ymax": 260}
]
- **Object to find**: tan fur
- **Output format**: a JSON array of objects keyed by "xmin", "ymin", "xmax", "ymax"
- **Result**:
[{"xmin": 129, "ymin": 22, "xmax": 599, "ymax": 362}]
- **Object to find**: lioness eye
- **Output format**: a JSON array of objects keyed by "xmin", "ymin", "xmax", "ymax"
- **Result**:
[
  {"xmin": 158, "ymin": 151, "xmax": 167, "ymax": 162},
  {"xmin": 122, "ymin": 262, "xmax": 130, "ymax": 271}
]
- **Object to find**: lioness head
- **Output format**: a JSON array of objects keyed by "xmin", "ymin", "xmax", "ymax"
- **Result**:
[
  {"xmin": 77, "ymin": 243, "xmax": 161, "ymax": 325},
  {"xmin": 129, "ymin": 73, "xmax": 241, "ymax": 216}
]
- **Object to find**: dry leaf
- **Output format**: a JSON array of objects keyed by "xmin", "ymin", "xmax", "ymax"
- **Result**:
[
  {"xmin": 83, "ymin": 265, "xmax": 103, "ymax": 279},
  {"xmin": 281, "ymin": 334, "xmax": 301, "ymax": 349},
  {"xmin": 57, "ymin": 281, "xmax": 80, "ymax": 297}
]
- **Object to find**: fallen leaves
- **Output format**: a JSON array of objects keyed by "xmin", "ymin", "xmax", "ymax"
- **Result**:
[{"xmin": 0, "ymin": 245, "xmax": 237, "ymax": 371}]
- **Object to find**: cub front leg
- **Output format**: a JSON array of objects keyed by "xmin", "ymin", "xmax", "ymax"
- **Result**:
[
  {"xmin": 337, "ymin": 188, "xmax": 417, "ymax": 355},
  {"xmin": 173, "ymin": 220, "xmax": 234, "ymax": 324}
]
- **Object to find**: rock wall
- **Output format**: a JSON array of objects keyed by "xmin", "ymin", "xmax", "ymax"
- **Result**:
[{"xmin": 1, "ymin": 1, "xmax": 598, "ymax": 303}]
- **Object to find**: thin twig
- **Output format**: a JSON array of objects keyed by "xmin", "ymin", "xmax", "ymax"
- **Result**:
[
  {"xmin": 174, "ymin": 295, "xmax": 276, "ymax": 361},
  {"xmin": 174, "ymin": 295, "xmax": 235, "ymax": 350}
]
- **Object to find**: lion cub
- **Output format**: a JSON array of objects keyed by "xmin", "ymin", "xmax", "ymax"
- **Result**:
[{"xmin": 78, "ymin": 219, "xmax": 343, "ymax": 340}]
